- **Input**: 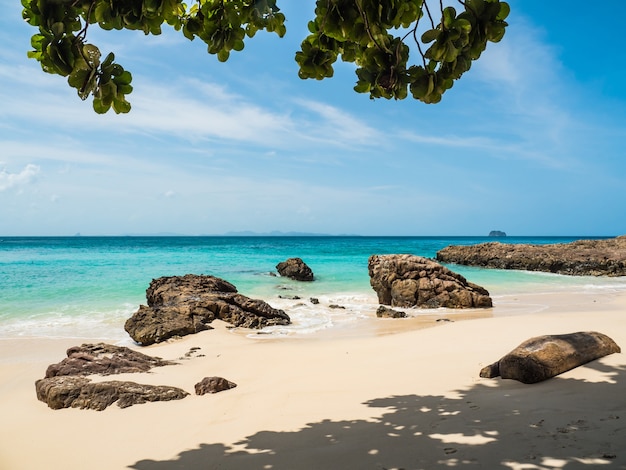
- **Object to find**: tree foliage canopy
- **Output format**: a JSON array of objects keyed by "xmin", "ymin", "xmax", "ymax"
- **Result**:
[{"xmin": 21, "ymin": 0, "xmax": 509, "ymax": 114}]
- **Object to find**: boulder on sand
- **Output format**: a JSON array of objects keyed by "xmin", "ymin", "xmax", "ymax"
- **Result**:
[
  {"xmin": 480, "ymin": 331, "xmax": 621, "ymax": 384},
  {"xmin": 124, "ymin": 274, "xmax": 290, "ymax": 345},
  {"xmin": 368, "ymin": 254, "xmax": 492, "ymax": 309}
]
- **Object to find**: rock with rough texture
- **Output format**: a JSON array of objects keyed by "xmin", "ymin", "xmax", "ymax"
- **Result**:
[
  {"xmin": 368, "ymin": 254, "xmax": 492, "ymax": 309},
  {"xmin": 36, "ymin": 342, "xmax": 189, "ymax": 410},
  {"xmin": 436, "ymin": 236, "xmax": 626, "ymax": 276},
  {"xmin": 124, "ymin": 274, "xmax": 291, "ymax": 345},
  {"xmin": 276, "ymin": 258, "xmax": 314, "ymax": 281},
  {"xmin": 480, "ymin": 331, "xmax": 621, "ymax": 384},
  {"xmin": 36, "ymin": 376, "xmax": 189, "ymax": 410},
  {"xmin": 195, "ymin": 376, "xmax": 237, "ymax": 395},
  {"xmin": 44, "ymin": 343, "xmax": 176, "ymax": 378},
  {"xmin": 376, "ymin": 305, "xmax": 407, "ymax": 318}
]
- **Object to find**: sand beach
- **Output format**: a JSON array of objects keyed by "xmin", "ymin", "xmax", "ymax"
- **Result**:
[{"xmin": 1, "ymin": 288, "xmax": 625, "ymax": 470}]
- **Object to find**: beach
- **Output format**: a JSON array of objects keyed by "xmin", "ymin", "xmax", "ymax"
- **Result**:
[{"xmin": 1, "ymin": 288, "xmax": 625, "ymax": 470}]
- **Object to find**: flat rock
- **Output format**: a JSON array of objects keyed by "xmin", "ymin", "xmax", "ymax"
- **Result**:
[
  {"xmin": 36, "ymin": 376, "xmax": 189, "ymax": 410},
  {"xmin": 44, "ymin": 343, "xmax": 175, "ymax": 378},
  {"xmin": 436, "ymin": 236, "xmax": 626, "ymax": 276},
  {"xmin": 276, "ymin": 258, "xmax": 314, "ymax": 281},
  {"xmin": 124, "ymin": 274, "xmax": 290, "ymax": 345},
  {"xmin": 480, "ymin": 331, "xmax": 621, "ymax": 384},
  {"xmin": 368, "ymin": 254, "xmax": 492, "ymax": 309},
  {"xmin": 376, "ymin": 306, "xmax": 407, "ymax": 318}
]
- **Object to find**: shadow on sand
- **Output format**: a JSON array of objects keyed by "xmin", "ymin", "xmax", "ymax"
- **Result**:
[{"xmin": 130, "ymin": 361, "xmax": 625, "ymax": 470}]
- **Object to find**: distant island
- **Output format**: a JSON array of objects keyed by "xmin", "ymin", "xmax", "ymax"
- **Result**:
[{"xmin": 488, "ymin": 230, "xmax": 507, "ymax": 237}]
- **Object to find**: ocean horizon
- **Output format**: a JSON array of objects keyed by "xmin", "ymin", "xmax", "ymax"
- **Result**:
[{"xmin": 2, "ymin": 235, "xmax": 625, "ymax": 342}]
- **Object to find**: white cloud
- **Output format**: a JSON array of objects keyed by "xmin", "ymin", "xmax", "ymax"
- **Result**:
[{"xmin": 0, "ymin": 164, "xmax": 40, "ymax": 191}]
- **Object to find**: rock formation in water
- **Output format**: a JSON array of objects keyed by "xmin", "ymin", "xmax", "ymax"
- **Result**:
[
  {"xmin": 436, "ymin": 236, "xmax": 626, "ymax": 276},
  {"xmin": 124, "ymin": 274, "xmax": 291, "ymax": 345},
  {"xmin": 276, "ymin": 257, "xmax": 314, "ymax": 281},
  {"xmin": 368, "ymin": 254, "xmax": 492, "ymax": 309}
]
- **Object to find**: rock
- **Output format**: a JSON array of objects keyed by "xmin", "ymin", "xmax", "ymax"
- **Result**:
[
  {"xmin": 310, "ymin": 297, "xmax": 319, "ymax": 305},
  {"xmin": 376, "ymin": 306, "xmax": 407, "ymax": 318},
  {"xmin": 44, "ymin": 343, "xmax": 176, "ymax": 378},
  {"xmin": 329, "ymin": 304, "xmax": 345, "ymax": 309},
  {"xmin": 195, "ymin": 376, "xmax": 237, "ymax": 395},
  {"xmin": 480, "ymin": 331, "xmax": 621, "ymax": 384},
  {"xmin": 124, "ymin": 274, "xmax": 290, "ymax": 345},
  {"xmin": 368, "ymin": 254, "xmax": 492, "ymax": 309},
  {"xmin": 36, "ymin": 376, "xmax": 189, "ymax": 410},
  {"xmin": 276, "ymin": 258, "xmax": 314, "ymax": 281},
  {"xmin": 489, "ymin": 230, "xmax": 507, "ymax": 237},
  {"xmin": 36, "ymin": 342, "xmax": 190, "ymax": 410},
  {"xmin": 436, "ymin": 236, "xmax": 626, "ymax": 276}
]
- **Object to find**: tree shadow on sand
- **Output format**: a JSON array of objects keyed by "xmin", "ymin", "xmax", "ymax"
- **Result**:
[{"xmin": 130, "ymin": 361, "xmax": 625, "ymax": 470}]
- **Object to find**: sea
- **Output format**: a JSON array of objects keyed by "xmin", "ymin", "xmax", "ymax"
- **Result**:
[{"xmin": 2, "ymin": 236, "xmax": 625, "ymax": 343}]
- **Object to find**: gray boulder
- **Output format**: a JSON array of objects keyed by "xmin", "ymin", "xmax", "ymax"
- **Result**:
[
  {"xmin": 124, "ymin": 274, "xmax": 290, "ymax": 345},
  {"xmin": 368, "ymin": 254, "xmax": 492, "ymax": 309}
]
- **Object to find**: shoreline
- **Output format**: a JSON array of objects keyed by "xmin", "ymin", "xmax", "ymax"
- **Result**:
[{"xmin": 1, "ymin": 290, "xmax": 625, "ymax": 469}]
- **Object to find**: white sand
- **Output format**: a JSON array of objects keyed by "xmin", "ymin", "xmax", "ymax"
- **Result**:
[{"xmin": 1, "ymin": 291, "xmax": 625, "ymax": 470}]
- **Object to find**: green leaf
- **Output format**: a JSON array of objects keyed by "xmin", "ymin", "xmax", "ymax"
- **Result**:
[
  {"xmin": 497, "ymin": 2, "xmax": 510, "ymax": 20},
  {"xmin": 421, "ymin": 29, "xmax": 440, "ymax": 44}
]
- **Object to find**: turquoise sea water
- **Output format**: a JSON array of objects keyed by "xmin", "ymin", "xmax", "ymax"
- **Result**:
[{"xmin": 1, "ymin": 236, "xmax": 625, "ymax": 341}]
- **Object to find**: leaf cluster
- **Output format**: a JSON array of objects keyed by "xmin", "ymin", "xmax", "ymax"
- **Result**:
[
  {"xmin": 295, "ymin": 0, "xmax": 509, "ymax": 103},
  {"xmin": 22, "ymin": 0, "xmax": 285, "ymax": 113},
  {"xmin": 21, "ymin": 0, "xmax": 509, "ymax": 112}
]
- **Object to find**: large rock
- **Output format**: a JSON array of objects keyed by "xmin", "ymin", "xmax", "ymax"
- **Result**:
[
  {"xmin": 36, "ymin": 342, "xmax": 189, "ymax": 410},
  {"xmin": 480, "ymin": 331, "xmax": 621, "ymax": 384},
  {"xmin": 368, "ymin": 254, "xmax": 492, "ymax": 309},
  {"xmin": 276, "ymin": 257, "xmax": 314, "ymax": 281},
  {"xmin": 36, "ymin": 376, "xmax": 189, "ymax": 410},
  {"xmin": 44, "ymin": 343, "xmax": 175, "ymax": 378},
  {"xmin": 436, "ymin": 236, "xmax": 626, "ymax": 276},
  {"xmin": 124, "ymin": 274, "xmax": 291, "ymax": 345}
]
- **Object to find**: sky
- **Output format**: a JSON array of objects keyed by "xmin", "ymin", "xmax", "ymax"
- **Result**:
[{"xmin": 1, "ymin": 1, "xmax": 625, "ymax": 236}]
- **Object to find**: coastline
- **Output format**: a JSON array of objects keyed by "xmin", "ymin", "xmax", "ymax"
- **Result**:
[{"xmin": 1, "ymin": 290, "xmax": 625, "ymax": 469}]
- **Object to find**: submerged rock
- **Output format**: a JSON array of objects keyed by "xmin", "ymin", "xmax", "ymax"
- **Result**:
[
  {"xmin": 436, "ymin": 236, "xmax": 626, "ymax": 276},
  {"xmin": 368, "ymin": 254, "xmax": 492, "ymax": 309},
  {"xmin": 480, "ymin": 331, "xmax": 621, "ymax": 384},
  {"xmin": 276, "ymin": 257, "xmax": 314, "ymax": 281},
  {"xmin": 124, "ymin": 274, "xmax": 291, "ymax": 345}
]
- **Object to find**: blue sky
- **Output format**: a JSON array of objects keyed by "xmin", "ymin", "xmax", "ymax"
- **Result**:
[{"xmin": 1, "ymin": 0, "xmax": 625, "ymax": 236}]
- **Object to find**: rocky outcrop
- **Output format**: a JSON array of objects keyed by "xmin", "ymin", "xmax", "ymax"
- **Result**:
[
  {"xmin": 368, "ymin": 255, "xmax": 492, "ymax": 309},
  {"xmin": 36, "ymin": 343, "xmax": 188, "ymax": 410},
  {"xmin": 124, "ymin": 274, "xmax": 291, "ymax": 345},
  {"xmin": 436, "ymin": 236, "xmax": 626, "ymax": 276},
  {"xmin": 36, "ymin": 376, "xmax": 189, "ymax": 411},
  {"xmin": 44, "ymin": 343, "xmax": 176, "ymax": 378},
  {"xmin": 480, "ymin": 332, "xmax": 621, "ymax": 384},
  {"xmin": 276, "ymin": 258, "xmax": 314, "ymax": 281},
  {"xmin": 195, "ymin": 376, "xmax": 237, "ymax": 395},
  {"xmin": 489, "ymin": 230, "xmax": 507, "ymax": 237}
]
